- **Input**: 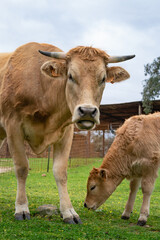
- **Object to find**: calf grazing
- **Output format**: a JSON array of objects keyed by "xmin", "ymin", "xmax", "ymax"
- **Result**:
[{"xmin": 84, "ymin": 113, "xmax": 160, "ymax": 226}]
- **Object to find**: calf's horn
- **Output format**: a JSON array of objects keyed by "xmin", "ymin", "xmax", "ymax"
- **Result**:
[
  {"xmin": 39, "ymin": 50, "xmax": 66, "ymax": 59},
  {"xmin": 108, "ymin": 55, "xmax": 135, "ymax": 63}
]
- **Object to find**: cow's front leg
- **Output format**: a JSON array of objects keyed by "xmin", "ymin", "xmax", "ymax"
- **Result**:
[
  {"xmin": 121, "ymin": 178, "xmax": 141, "ymax": 220},
  {"xmin": 53, "ymin": 125, "xmax": 82, "ymax": 224},
  {"xmin": 137, "ymin": 177, "xmax": 155, "ymax": 226},
  {"xmin": 7, "ymin": 121, "xmax": 30, "ymax": 220}
]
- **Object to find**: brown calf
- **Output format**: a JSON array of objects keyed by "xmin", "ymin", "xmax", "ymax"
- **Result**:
[{"xmin": 85, "ymin": 113, "xmax": 160, "ymax": 226}]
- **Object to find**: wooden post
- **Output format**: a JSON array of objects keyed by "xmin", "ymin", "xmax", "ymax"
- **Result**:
[
  {"xmin": 138, "ymin": 104, "xmax": 142, "ymax": 115},
  {"xmin": 69, "ymin": 157, "xmax": 72, "ymax": 168},
  {"xmin": 88, "ymin": 131, "xmax": 91, "ymax": 158},
  {"xmin": 102, "ymin": 130, "xmax": 105, "ymax": 157}
]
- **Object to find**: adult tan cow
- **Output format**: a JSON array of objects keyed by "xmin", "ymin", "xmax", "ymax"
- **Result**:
[
  {"xmin": 0, "ymin": 42, "xmax": 135, "ymax": 224},
  {"xmin": 84, "ymin": 113, "xmax": 160, "ymax": 226}
]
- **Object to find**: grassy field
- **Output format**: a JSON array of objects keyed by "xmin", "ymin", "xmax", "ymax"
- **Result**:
[
  {"xmin": 0, "ymin": 157, "xmax": 98, "ymax": 173},
  {"xmin": 0, "ymin": 159, "xmax": 160, "ymax": 240}
]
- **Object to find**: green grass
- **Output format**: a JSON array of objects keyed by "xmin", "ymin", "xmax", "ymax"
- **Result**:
[
  {"xmin": 0, "ymin": 157, "xmax": 98, "ymax": 173},
  {"xmin": 0, "ymin": 158, "xmax": 13, "ymax": 167},
  {"xmin": 0, "ymin": 159, "xmax": 160, "ymax": 240}
]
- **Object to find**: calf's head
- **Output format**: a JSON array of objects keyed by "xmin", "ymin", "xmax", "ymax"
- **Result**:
[
  {"xmin": 39, "ymin": 47, "xmax": 135, "ymax": 130},
  {"xmin": 84, "ymin": 167, "xmax": 116, "ymax": 210}
]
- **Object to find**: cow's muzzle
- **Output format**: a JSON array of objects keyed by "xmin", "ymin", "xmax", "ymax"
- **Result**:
[{"xmin": 72, "ymin": 105, "xmax": 100, "ymax": 130}]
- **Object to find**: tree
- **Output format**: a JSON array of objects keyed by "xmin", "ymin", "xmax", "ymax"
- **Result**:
[{"xmin": 142, "ymin": 57, "xmax": 160, "ymax": 114}]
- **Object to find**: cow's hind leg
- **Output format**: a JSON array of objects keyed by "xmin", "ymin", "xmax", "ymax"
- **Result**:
[
  {"xmin": 137, "ymin": 176, "xmax": 155, "ymax": 226},
  {"xmin": 121, "ymin": 178, "xmax": 141, "ymax": 220},
  {"xmin": 7, "ymin": 122, "xmax": 30, "ymax": 220},
  {"xmin": 53, "ymin": 125, "xmax": 82, "ymax": 224}
]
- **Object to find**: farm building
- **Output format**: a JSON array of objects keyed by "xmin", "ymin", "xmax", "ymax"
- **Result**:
[{"xmin": 70, "ymin": 100, "xmax": 160, "ymax": 158}]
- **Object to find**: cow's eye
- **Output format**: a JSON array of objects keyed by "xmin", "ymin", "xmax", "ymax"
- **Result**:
[
  {"xmin": 100, "ymin": 76, "xmax": 106, "ymax": 85},
  {"xmin": 90, "ymin": 186, "xmax": 96, "ymax": 191},
  {"xmin": 68, "ymin": 73, "xmax": 75, "ymax": 83}
]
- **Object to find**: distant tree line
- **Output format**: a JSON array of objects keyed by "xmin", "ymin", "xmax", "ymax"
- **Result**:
[{"xmin": 142, "ymin": 57, "xmax": 160, "ymax": 114}]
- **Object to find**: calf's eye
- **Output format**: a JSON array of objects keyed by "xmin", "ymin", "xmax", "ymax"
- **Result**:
[{"xmin": 90, "ymin": 186, "xmax": 96, "ymax": 191}]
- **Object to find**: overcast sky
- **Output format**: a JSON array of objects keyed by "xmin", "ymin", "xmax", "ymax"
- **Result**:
[{"xmin": 0, "ymin": 0, "xmax": 160, "ymax": 104}]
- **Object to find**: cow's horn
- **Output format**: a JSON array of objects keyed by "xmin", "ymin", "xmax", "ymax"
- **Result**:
[
  {"xmin": 39, "ymin": 50, "xmax": 66, "ymax": 59},
  {"xmin": 108, "ymin": 55, "xmax": 135, "ymax": 63}
]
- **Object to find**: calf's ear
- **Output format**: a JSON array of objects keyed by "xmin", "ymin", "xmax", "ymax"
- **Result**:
[
  {"xmin": 106, "ymin": 66, "xmax": 130, "ymax": 83},
  {"xmin": 41, "ymin": 60, "xmax": 66, "ymax": 78},
  {"xmin": 99, "ymin": 169, "xmax": 107, "ymax": 179}
]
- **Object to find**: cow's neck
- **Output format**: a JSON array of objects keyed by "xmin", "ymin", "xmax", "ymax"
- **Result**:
[
  {"xmin": 100, "ymin": 143, "xmax": 130, "ymax": 186},
  {"xmin": 23, "ymin": 79, "xmax": 73, "ymax": 154},
  {"xmin": 44, "ymin": 79, "xmax": 72, "ymax": 131},
  {"xmin": 41, "ymin": 77, "xmax": 70, "ymax": 115}
]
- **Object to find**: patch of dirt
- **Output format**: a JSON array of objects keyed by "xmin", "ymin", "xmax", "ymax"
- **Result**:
[{"xmin": 0, "ymin": 167, "xmax": 13, "ymax": 174}]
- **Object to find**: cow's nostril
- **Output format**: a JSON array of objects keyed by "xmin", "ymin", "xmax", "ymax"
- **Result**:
[
  {"xmin": 78, "ymin": 106, "xmax": 98, "ymax": 118},
  {"xmin": 84, "ymin": 203, "xmax": 87, "ymax": 208},
  {"xmin": 78, "ymin": 107, "xmax": 85, "ymax": 117},
  {"xmin": 91, "ymin": 108, "xmax": 97, "ymax": 118}
]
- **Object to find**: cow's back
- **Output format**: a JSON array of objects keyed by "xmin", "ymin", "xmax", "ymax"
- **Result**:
[
  {"xmin": 117, "ymin": 113, "xmax": 160, "ymax": 159},
  {"xmin": 0, "ymin": 42, "xmax": 64, "ymax": 119}
]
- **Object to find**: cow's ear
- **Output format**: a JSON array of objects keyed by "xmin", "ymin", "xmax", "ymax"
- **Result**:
[
  {"xmin": 41, "ymin": 60, "xmax": 66, "ymax": 78},
  {"xmin": 106, "ymin": 66, "xmax": 130, "ymax": 84},
  {"xmin": 99, "ymin": 169, "xmax": 107, "ymax": 179}
]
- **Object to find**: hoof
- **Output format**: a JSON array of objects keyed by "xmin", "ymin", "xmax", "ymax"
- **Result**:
[
  {"xmin": 73, "ymin": 216, "xmax": 82, "ymax": 224},
  {"xmin": 63, "ymin": 217, "xmax": 76, "ymax": 224},
  {"xmin": 15, "ymin": 212, "xmax": 30, "ymax": 220},
  {"xmin": 63, "ymin": 216, "xmax": 82, "ymax": 224},
  {"xmin": 121, "ymin": 215, "xmax": 130, "ymax": 220},
  {"xmin": 24, "ymin": 212, "xmax": 31, "ymax": 220},
  {"xmin": 137, "ymin": 220, "xmax": 146, "ymax": 226},
  {"xmin": 15, "ymin": 213, "xmax": 24, "ymax": 220}
]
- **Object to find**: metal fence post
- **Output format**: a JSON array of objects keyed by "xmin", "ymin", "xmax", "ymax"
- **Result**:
[{"xmin": 47, "ymin": 145, "xmax": 51, "ymax": 172}]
